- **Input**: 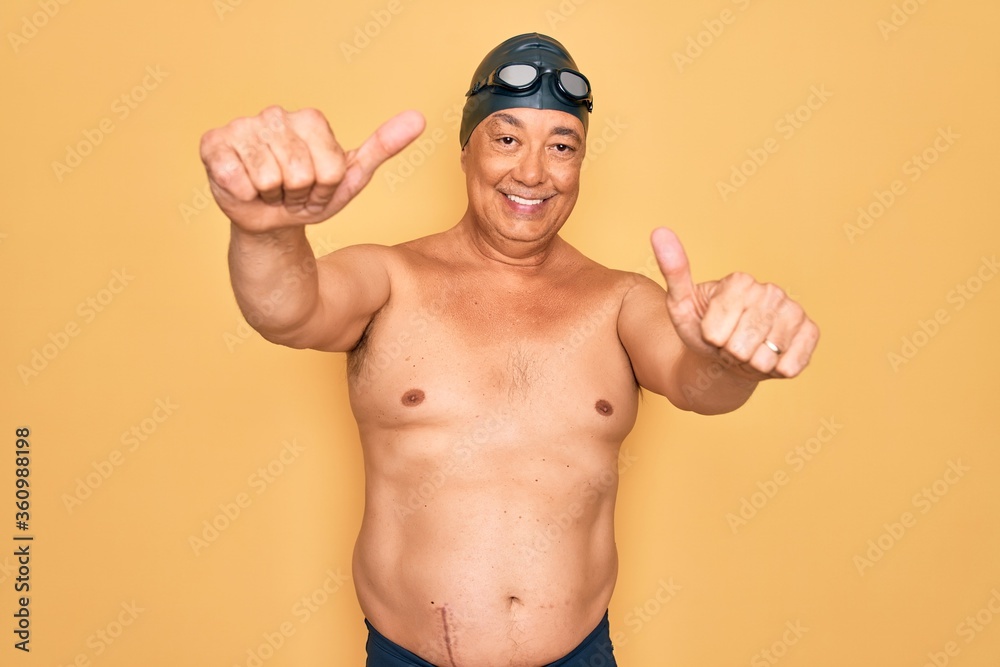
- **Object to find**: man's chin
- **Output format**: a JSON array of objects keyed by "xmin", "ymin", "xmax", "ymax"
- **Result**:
[{"xmin": 492, "ymin": 216, "xmax": 567, "ymax": 245}]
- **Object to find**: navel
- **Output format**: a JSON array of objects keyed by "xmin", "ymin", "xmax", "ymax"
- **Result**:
[
  {"xmin": 595, "ymin": 399, "xmax": 614, "ymax": 416},
  {"xmin": 401, "ymin": 389, "xmax": 425, "ymax": 406}
]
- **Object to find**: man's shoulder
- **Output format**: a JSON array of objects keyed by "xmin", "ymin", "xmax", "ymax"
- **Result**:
[
  {"xmin": 393, "ymin": 230, "xmax": 447, "ymax": 254},
  {"xmin": 318, "ymin": 235, "xmax": 436, "ymax": 268},
  {"xmin": 558, "ymin": 240, "xmax": 663, "ymax": 295}
]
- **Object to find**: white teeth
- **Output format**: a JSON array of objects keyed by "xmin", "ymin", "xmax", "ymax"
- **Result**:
[{"xmin": 506, "ymin": 194, "xmax": 544, "ymax": 206}]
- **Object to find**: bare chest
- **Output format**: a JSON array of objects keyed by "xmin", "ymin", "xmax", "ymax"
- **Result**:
[{"xmin": 347, "ymin": 275, "xmax": 638, "ymax": 439}]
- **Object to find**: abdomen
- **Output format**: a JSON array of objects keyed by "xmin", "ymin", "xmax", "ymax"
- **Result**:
[{"xmin": 353, "ymin": 435, "xmax": 621, "ymax": 667}]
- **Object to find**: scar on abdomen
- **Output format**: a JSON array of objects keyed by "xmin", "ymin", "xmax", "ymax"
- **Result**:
[
  {"xmin": 440, "ymin": 606, "xmax": 458, "ymax": 666},
  {"xmin": 595, "ymin": 399, "xmax": 614, "ymax": 416},
  {"xmin": 401, "ymin": 389, "xmax": 425, "ymax": 406}
]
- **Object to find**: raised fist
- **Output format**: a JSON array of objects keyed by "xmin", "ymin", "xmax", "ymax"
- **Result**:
[{"xmin": 199, "ymin": 105, "xmax": 425, "ymax": 233}]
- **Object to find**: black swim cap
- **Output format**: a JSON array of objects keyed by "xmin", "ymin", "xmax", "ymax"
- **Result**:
[{"xmin": 460, "ymin": 33, "xmax": 593, "ymax": 147}]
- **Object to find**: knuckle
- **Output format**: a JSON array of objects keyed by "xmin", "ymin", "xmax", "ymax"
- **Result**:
[
  {"xmin": 210, "ymin": 165, "xmax": 254, "ymax": 201},
  {"xmin": 781, "ymin": 357, "xmax": 804, "ymax": 378},
  {"xmin": 764, "ymin": 282, "xmax": 786, "ymax": 302},
  {"xmin": 315, "ymin": 157, "xmax": 347, "ymax": 185},
  {"xmin": 198, "ymin": 129, "xmax": 220, "ymax": 158},
  {"xmin": 728, "ymin": 271, "xmax": 753, "ymax": 287},
  {"xmin": 699, "ymin": 321, "xmax": 725, "ymax": 347},
  {"xmin": 229, "ymin": 116, "xmax": 256, "ymax": 135},
  {"xmin": 210, "ymin": 159, "xmax": 240, "ymax": 186},
  {"xmin": 297, "ymin": 108, "xmax": 341, "ymax": 146},
  {"xmin": 782, "ymin": 295, "xmax": 802, "ymax": 313},
  {"xmin": 806, "ymin": 320, "xmax": 821, "ymax": 344},
  {"xmin": 254, "ymin": 168, "xmax": 283, "ymax": 193},
  {"xmin": 259, "ymin": 105, "xmax": 288, "ymax": 125},
  {"xmin": 730, "ymin": 346, "xmax": 753, "ymax": 363},
  {"xmin": 723, "ymin": 335, "xmax": 752, "ymax": 361},
  {"xmin": 779, "ymin": 300, "xmax": 805, "ymax": 326},
  {"xmin": 240, "ymin": 142, "xmax": 265, "ymax": 166},
  {"xmin": 282, "ymin": 165, "xmax": 314, "ymax": 191},
  {"xmin": 295, "ymin": 106, "xmax": 327, "ymax": 126},
  {"xmin": 754, "ymin": 358, "xmax": 777, "ymax": 375},
  {"xmin": 253, "ymin": 108, "xmax": 289, "ymax": 143}
]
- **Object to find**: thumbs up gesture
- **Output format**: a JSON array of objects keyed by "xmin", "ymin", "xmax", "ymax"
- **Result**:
[
  {"xmin": 651, "ymin": 227, "xmax": 819, "ymax": 379},
  {"xmin": 199, "ymin": 106, "xmax": 425, "ymax": 233}
]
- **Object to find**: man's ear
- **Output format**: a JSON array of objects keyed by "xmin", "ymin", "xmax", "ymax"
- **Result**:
[{"xmin": 460, "ymin": 145, "xmax": 467, "ymax": 173}]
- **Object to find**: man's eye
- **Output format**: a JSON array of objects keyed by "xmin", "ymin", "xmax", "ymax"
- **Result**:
[
  {"xmin": 554, "ymin": 144, "xmax": 573, "ymax": 152},
  {"xmin": 500, "ymin": 137, "xmax": 515, "ymax": 145}
]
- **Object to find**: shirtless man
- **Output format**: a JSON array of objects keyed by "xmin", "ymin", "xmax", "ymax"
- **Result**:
[{"xmin": 199, "ymin": 33, "xmax": 818, "ymax": 667}]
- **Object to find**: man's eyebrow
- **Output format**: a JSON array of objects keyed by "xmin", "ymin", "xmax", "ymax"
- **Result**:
[
  {"xmin": 552, "ymin": 126, "xmax": 582, "ymax": 142},
  {"xmin": 490, "ymin": 113, "xmax": 524, "ymax": 129}
]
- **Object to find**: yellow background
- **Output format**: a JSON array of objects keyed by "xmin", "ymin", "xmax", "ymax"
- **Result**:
[{"xmin": 3, "ymin": 0, "xmax": 999, "ymax": 665}]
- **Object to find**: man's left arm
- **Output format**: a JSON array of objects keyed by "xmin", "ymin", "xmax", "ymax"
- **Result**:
[{"xmin": 617, "ymin": 227, "xmax": 820, "ymax": 415}]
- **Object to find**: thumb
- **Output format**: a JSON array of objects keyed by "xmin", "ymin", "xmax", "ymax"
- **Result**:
[
  {"xmin": 651, "ymin": 227, "xmax": 696, "ymax": 309},
  {"xmin": 348, "ymin": 109, "xmax": 427, "ymax": 178},
  {"xmin": 328, "ymin": 110, "xmax": 426, "ymax": 213}
]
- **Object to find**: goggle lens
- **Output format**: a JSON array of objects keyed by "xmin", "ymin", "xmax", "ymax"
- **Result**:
[
  {"xmin": 558, "ymin": 71, "xmax": 589, "ymax": 98},
  {"xmin": 497, "ymin": 64, "xmax": 538, "ymax": 87}
]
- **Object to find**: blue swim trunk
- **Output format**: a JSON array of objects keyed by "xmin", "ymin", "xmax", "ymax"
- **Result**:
[{"xmin": 365, "ymin": 611, "xmax": 617, "ymax": 666}]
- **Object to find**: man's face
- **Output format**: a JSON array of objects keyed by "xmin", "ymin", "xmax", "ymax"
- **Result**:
[{"xmin": 461, "ymin": 107, "xmax": 586, "ymax": 254}]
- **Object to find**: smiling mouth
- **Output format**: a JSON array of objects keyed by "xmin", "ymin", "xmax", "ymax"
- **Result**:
[{"xmin": 505, "ymin": 193, "xmax": 548, "ymax": 206}]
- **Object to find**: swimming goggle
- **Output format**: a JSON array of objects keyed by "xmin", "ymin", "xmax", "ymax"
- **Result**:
[{"xmin": 467, "ymin": 62, "xmax": 594, "ymax": 112}]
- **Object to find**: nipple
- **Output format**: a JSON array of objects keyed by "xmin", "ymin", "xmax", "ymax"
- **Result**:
[{"xmin": 401, "ymin": 389, "xmax": 426, "ymax": 407}]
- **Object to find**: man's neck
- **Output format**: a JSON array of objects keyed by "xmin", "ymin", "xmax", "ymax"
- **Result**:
[{"xmin": 452, "ymin": 214, "xmax": 568, "ymax": 273}]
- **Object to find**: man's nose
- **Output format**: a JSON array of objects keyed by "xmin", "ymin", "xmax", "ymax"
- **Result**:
[{"xmin": 511, "ymin": 146, "xmax": 546, "ymax": 186}]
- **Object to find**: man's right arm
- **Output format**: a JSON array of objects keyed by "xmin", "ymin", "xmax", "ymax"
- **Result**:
[
  {"xmin": 199, "ymin": 106, "xmax": 425, "ymax": 351},
  {"xmin": 226, "ymin": 227, "xmax": 392, "ymax": 351}
]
